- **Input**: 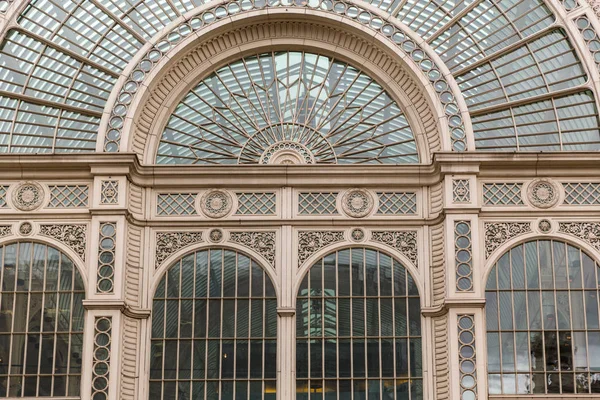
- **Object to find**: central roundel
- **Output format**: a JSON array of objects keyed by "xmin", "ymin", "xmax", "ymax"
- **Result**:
[{"xmin": 157, "ymin": 51, "xmax": 418, "ymax": 165}]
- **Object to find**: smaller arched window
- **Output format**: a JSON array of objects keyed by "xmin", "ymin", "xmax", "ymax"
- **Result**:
[
  {"xmin": 150, "ymin": 248, "xmax": 277, "ymax": 399},
  {"xmin": 486, "ymin": 239, "xmax": 600, "ymax": 395},
  {"xmin": 296, "ymin": 247, "xmax": 422, "ymax": 399},
  {"xmin": 0, "ymin": 242, "xmax": 85, "ymax": 397}
]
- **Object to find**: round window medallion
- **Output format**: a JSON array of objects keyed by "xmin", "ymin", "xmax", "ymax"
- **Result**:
[
  {"xmin": 209, "ymin": 229, "xmax": 224, "ymax": 243},
  {"xmin": 341, "ymin": 189, "xmax": 374, "ymax": 218},
  {"xmin": 527, "ymin": 179, "xmax": 559, "ymax": 209},
  {"xmin": 19, "ymin": 222, "xmax": 33, "ymax": 236},
  {"xmin": 350, "ymin": 228, "xmax": 365, "ymax": 242},
  {"xmin": 260, "ymin": 141, "xmax": 315, "ymax": 165},
  {"xmin": 200, "ymin": 190, "xmax": 233, "ymax": 218},
  {"xmin": 538, "ymin": 219, "xmax": 552, "ymax": 233},
  {"xmin": 12, "ymin": 181, "xmax": 44, "ymax": 211}
]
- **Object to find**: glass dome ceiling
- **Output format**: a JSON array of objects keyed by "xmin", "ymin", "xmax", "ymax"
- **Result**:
[{"xmin": 0, "ymin": 0, "xmax": 598, "ymax": 157}]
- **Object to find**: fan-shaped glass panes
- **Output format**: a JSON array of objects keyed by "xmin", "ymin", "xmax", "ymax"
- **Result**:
[
  {"xmin": 156, "ymin": 52, "xmax": 418, "ymax": 165},
  {"xmin": 0, "ymin": 242, "xmax": 85, "ymax": 397},
  {"xmin": 296, "ymin": 248, "xmax": 422, "ymax": 399},
  {"xmin": 486, "ymin": 240, "xmax": 600, "ymax": 394},
  {"xmin": 150, "ymin": 248, "xmax": 277, "ymax": 399}
]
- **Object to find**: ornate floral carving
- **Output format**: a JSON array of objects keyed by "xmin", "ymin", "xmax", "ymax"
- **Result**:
[
  {"xmin": 155, "ymin": 231, "xmax": 203, "ymax": 268},
  {"xmin": 370, "ymin": 231, "xmax": 418, "ymax": 267},
  {"xmin": 298, "ymin": 231, "xmax": 345, "ymax": 267},
  {"xmin": 200, "ymin": 190, "xmax": 233, "ymax": 218},
  {"xmin": 229, "ymin": 231, "xmax": 276, "ymax": 266},
  {"xmin": 559, "ymin": 222, "xmax": 600, "ymax": 252},
  {"xmin": 484, "ymin": 222, "xmax": 532, "ymax": 258},
  {"xmin": 39, "ymin": 224, "xmax": 87, "ymax": 260},
  {"xmin": 527, "ymin": 179, "xmax": 559, "ymax": 209},
  {"xmin": 209, "ymin": 229, "xmax": 224, "ymax": 243},
  {"xmin": 19, "ymin": 222, "xmax": 32, "ymax": 236},
  {"xmin": 350, "ymin": 228, "xmax": 365, "ymax": 242},
  {"xmin": 12, "ymin": 181, "xmax": 44, "ymax": 211},
  {"xmin": 0, "ymin": 225, "xmax": 11, "ymax": 237},
  {"xmin": 341, "ymin": 189, "xmax": 374, "ymax": 218},
  {"xmin": 538, "ymin": 219, "xmax": 552, "ymax": 233}
]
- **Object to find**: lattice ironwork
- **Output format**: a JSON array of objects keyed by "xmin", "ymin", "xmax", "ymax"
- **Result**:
[
  {"xmin": 100, "ymin": 180, "xmax": 119, "ymax": 205},
  {"xmin": 48, "ymin": 185, "xmax": 89, "ymax": 208},
  {"xmin": 298, "ymin": 192, "xmax": 338, "ymax": 215},
  {"xmin": 453, "ymin": 179, "xmax": 470, "ymax": 203},
  {"xmin": 235, "ymin": 193, "xmax": 276, "ymax": 215},
  {"xmin": 376, "ymin": 192, "xmax": 417, "ymax": 214},
  {"xmin": 157, "ymin": 51, "xmax": 418, "ymax": 165},
  {"xmin": 0, "ymin": 185, "xmax": 6, "ymax": 208},
  {"xmin": 156, "ymin": 193, "xmax": 197, "ymax": 216},
  {"xmin": 563, "ymin": 182, "xmax": 600, "ymax": 205},
  {"xmin": 483, "ymin": 183, "xmax": 524, "ymax": 206}
]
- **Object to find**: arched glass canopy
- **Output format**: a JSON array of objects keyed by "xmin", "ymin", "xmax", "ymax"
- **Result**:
[
  {"xmin": 486, "ymin": 239, "xmax": 600, "ymax": 395},
  {"xmin": 0, "ymin": 0, "xmax": 599, "ymax": 155},
  {"xmin": 157, "ymin": 52, "xmax": 418, "ymax": 165}
]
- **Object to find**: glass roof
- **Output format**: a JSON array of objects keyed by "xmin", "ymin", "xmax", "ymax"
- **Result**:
[
  {"xmin": 0, "ymin": 0, "xmax": 598, "ymax": 157},
  {"xmin": 157, "ymin": 52, "xmax": 418, "ymax": 165}
]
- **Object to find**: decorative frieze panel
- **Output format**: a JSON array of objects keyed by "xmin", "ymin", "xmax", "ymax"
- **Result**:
[
  {"xmin": 298, "ymin": 231, "xmax": 344, "ymax": 267},
  {"xmin": 229, "ymin": 231, "xmax": 276, "ymax": 266},
  {"xmin": 100, "ymin": 180, "xmax": 119, "ymax": 205},
  {"xmin": 39, "ymin": 224, "xmax": 87, "ymax": 260},
  {"xmin": 482, "ymin": 183, "xmax": 523, "ymax": 206},
  {"xmin": 0, "ymin": 225, "xmax": 11, "ymax": 237},
  {"xmin": 97, "ymin": 223, "xmax": 117, "ymax": 294},
  {"xmin": 298, "ymin": 192, "xmax": 339, "ymax": 215},
  {"xmin": 156, "ymin": 193, "xmax": 197, "ymax": 216},
  {"xmin": 235, "ymin": 192, "xmax": 276, "ymax": 215},
  {"xmin": 371, "ymin": 230, "xmax": 419, "ymax": 267},
  {"xmin": 92, "ymin": 317, "xmax": 112, "ymax": 400},
  {"xmin": 455, "ymin": 221, "xmax": 473, "ymax": 292},
  {"xmin": 48, "ymin": 185, "xmax": 89, "ymax": 208},
  {"xmin": 376, "ymin": 192, "xmax": 417, "ymax": 214},
  {"xmin": 563, "ymin": 182, "xmax": 600, "ymax": 205},
  {"xmin": 457, "ymin": 315, "xmax": 478, "ymax": 400},
  {"xmin": 155, "ymin": 231, "xmax": 203, "ymax": 268},
  {"xmin": 453, "ymin": 180, "xmax": 470, "ymax": 203},
  {"xmin": 559, "ymin": 222, "xmax": 600, "ymax": 252},
  {"xmin": 484, "ymin": 222, "xmax": 532, "ymax": 258}
]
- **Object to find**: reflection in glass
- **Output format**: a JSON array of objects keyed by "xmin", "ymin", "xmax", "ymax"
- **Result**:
[
  {"xmin": 0, "ymin": 242, "xmax": 85, "ymax": 397},
  {"xmin": 296, "ymin": 248, "xmax": 422, "ymax": 399},
  {"xmin": 151, "ymin": 249, "xmax": 277, "ymax": 399},
  {"xmin": 486, "ymin": 239, "xmax": 600, "ymax": 394}
]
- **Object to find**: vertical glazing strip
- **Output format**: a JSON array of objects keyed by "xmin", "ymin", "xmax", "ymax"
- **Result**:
[
  {"xmin": 455, "ymin": 221, "xmax": 473, "ymax": 292},
  {"xmin": 91, "ymin": 316, "xmax": 112, "ymax": 400},
  {"xmin": 97, "ymin": 222, "xmax": 116, "ymax": 294},
  {"xmin": 458, "ymin": 314, "xmax": 477, "ymax": 400}
]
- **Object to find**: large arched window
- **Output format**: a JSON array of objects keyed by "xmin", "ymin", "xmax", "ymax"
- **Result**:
[
  {"xmin": 486, "ymin": 239, "xmax": 600, "ymax": 395},
  {"xmin": 296, "ymin": 247, "xmax": 422, "ymax": 399},
  {"xmin": 150, "ymin": 248, "xmax": 277, "ymax": 399},
  {"xmin": 0, "ymin": 241, "xmax": 85, "ymax": 397}
]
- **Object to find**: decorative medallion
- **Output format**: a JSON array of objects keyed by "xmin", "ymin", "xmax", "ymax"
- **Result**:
[
  {"xmin": 18, "ymin": 222, "xmax": 33, "ymax": 236},
  {"xmin": 155, "ymin": 231, "xmax": 203, "ymax": 268},
  {"xmin": 341, "ymin": 189, "xmax": 374, "ymax": 218},
  {"xmin": 371, "ymin": 231, "xmax": 419, "ymax": 267},
  {"xmin": 209, "ymin": 229, "xmax": 224, "ymax": 243},
  {"xmin": 350, "ymin": 228, "xmax": 366, "ymax": 242},
  {"xmin": 12, "ymin": 181, "xmax": 44, "ymax": 211},
  {"xmin": 538, "ymin": 219, "xmax": 552, "ymax": 234},
  {"xmin": 200, "ymin": 190, "xmax": 233, "ymax": 218},
  {"xmin": 260, "ymin": 141, "xmax": 315, "ymax": 165},
  {"xmin": 559, "ymin": 222, "xmax": 600, "ymax": 252},
  {"xmin": 484, "ymin": 222, "xmax": 532, "ymax": 258},
  {"xmin": 39, "ymin": 224, "xmax": 87, "ymax": 261},
  {"xmin": 298, "ymin": 231, "xmax": 345, "ymax": 267},
  {"xmin": 229, "ymin": 231, "xmax": 276, "ymax": 266},
  {"xmin": 527, "ymin": 179, "xmax": 559, "ymax": 209}
]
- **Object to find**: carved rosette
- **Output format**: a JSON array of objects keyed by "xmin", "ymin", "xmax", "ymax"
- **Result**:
[
  {"xmin": 298, "ymin": 231, "xmax": 345, "ymax": 267},
  {"xmin": 12, "ymin": 181, "xmax": 44, "ymax": 211},
  {"xmin": 341, "ymin": 189, "xmax": 374, "ymax": 218},
  {"xmin": 538, "ymin": 219, "xmax": 553, "ymax": 234},
  {"xmin": 18, "ymin": 222, "xmax": 33, "ymax": 236},
  {"xmin": 155, "ymin": 232, "xmax": 203, "ymax": 268},
  {"xmin": 484, "ymin": 222, "xmax": 532, "ymax": 258},
  {"xmin": 209, "ymin": 229, "xmax": 224, "ymax": 243},
  {"xmin": 350, "ymin": 228, "xmax": 366, "ymax": 242},
  {"xmin": 527, "ymin": 179, "xmax": 559, "ymax": 209},
  {"xmin": 370, "ymin": 231, "xmax": 418, "ymax": 267},
  {"xmin": 200, "ymin": 190, "xmax": 233, "ymax": 218},
  {"xmin": 39, "ymin": 224, "xmax": 87, "ymax": 261},
  {"xmin": 229, "ymin": 231, "xmax": 276, "ymax": 266},
  {"xmin": 559, "ymin": 222, "xmax": 600, "ymax": 252}
]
